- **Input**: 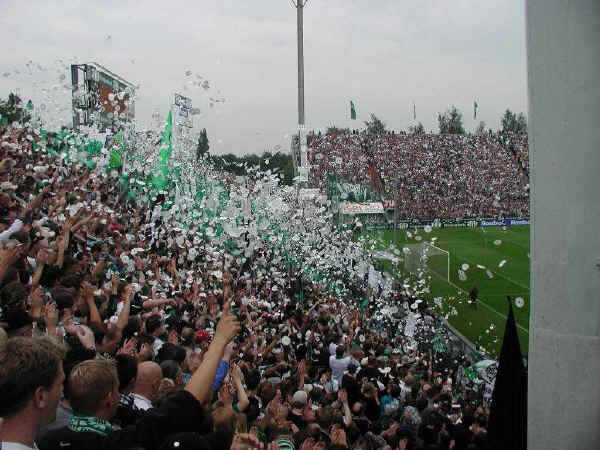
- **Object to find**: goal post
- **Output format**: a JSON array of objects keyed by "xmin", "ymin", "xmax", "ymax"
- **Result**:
[
  {"xmin": 424, "ymin": 242, "xmax": 450, "ymax": 282},
  {"xmin": 402, "ymin": 242, "xmax": 450, "ymax": 282}
]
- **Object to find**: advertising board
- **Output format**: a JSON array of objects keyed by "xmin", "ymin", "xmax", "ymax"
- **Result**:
[
  {"xmin": 371, "ymin": 217, "xmax": 530, "ymax": 231},
  {"xmin": 341, "ymin": 202, "xmax": 385, "ymax": 215},
  {"xmin": 98, "ymin": 83, "xmax": 129, "ymax": 117}
]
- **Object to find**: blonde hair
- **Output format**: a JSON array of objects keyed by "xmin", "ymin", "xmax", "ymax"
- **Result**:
[{"xmin": 68, "ymin": 359, "xmax": 118, "ymax": 415}]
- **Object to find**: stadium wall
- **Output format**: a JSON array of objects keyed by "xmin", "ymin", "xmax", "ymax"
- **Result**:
[{"xmin": 527, "ymin": 1, "xmax": 600, "ymax": 448}]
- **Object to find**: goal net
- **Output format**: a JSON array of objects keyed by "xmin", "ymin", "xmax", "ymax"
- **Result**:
[{"xmin": 402, "ymin": 242, "xmax": 450, "ymax": 282}]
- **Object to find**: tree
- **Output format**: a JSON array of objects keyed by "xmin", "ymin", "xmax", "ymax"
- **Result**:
[
  {"xmin": 0, "ymin": 93, "xmax": 31, "ymax": 126},
  {"xmin": 408, "ymin": 122, "xmax": 425, "ymax": 135},
  {"xmin": 196, "ymin": 128, "xmax": 210, "ymax": 160},
  {"xmin": 501, "ymin": 109, "xmax": 527, "ymax": 134},
  {"xmin": 209, "ymin": 150, "xmax": 295, "ymax": 186},
  {"xmin": 325, "ymin": 125, "xmax": 350, "ymax": 135},
  {"xmin": 364, "ymin": 114, "xmax": 387, "ymax": 134},
  {"xmin": 438, "ymin": 106, "xmax": 465, "ymax": 134},
  {"xmin": 475, "ymin": 121, "xmax": 487, "ymax": 135}
]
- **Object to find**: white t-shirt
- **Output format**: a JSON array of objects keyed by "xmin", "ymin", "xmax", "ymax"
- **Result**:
[
  {"xmin": 1, "ymin": 442, "xmax": 38, "ymax": 450},
  {"xmin": 131, "ymin": 392, "xmax": 153, "ymax": 410},
  {"xmin": 153, "ymin": 337, "xmax": 164, "ymax": 356},
  {"xmin": 329, "ymin": 355, "xmax": 351, "ymax": 383}
]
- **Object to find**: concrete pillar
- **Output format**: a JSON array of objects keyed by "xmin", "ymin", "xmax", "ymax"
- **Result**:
[{"xmin": 527, "ymin": 1, "xmax": 600, "ymax": 449}]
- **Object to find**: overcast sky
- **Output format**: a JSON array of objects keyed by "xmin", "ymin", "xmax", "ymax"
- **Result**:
[{"xmin": 0, "ymin": 0, "xmax": 527, "ymax": 156}]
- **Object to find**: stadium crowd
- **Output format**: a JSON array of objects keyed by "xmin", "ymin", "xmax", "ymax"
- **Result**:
[
  {"xmin": 308, "ymin": 132, "xmax": 529, "ymax": 219},
  {"xmin": 1, "ymin": 117, "xmax": 494, "ymax": 450}
]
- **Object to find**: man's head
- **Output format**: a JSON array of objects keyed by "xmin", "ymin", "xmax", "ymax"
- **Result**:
[
  {"xmin": 68, "ymin": 359, "xmax": 120, "ymax": 420},
  {"xmin": 134, "ymin": 361, "xmax": 162, "ymax": 402},
  {"xmin": 145, "ymin": 314, "xmax": 163, "ymax": 337},
  {"xmin": 292, "ymin": 390, "xmax": 308, "ymax": 410},
  {"xmin": 0, "ymin": 336, "xmax": 66, "ymax": 426},
  {"xmin": 99, "ymin": 323, "xmax": 122, "ymax": 355}
]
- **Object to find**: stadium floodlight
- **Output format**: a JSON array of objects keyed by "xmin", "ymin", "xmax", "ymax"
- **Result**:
[{"xmin": 291, "ymin": 0, "xmax": 309, "ymax": 181}]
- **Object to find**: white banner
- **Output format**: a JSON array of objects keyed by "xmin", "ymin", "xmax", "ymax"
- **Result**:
[{"xmin": 341, "ymin": 202, "xmax": 384, "ymax": 215}]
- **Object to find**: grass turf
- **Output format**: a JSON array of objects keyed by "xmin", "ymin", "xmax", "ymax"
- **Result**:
[{"xmin": 363, "ymin": 225, "xmax": 530, "ymax": 357}]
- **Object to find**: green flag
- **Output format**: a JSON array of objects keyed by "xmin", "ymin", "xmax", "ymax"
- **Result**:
[
  {"xmin": 350, "ymin": 101, "xmax": 356, "ymax": 120},
  {"xmin": 474, "ymin": 101, "xmax": 478, "ymax": 119},
  {"xmin": 151, "ymin": 110, "xmax": 173, "ymax": 192},
  {"xmin": 108, "ymin": 131, "xmax": 124, "ymax": 169},
  {"xmin": 109, "ymin": 148, "xmax": 122, "ymax": 168},
  {"xmin": 432, "ymin": 323, "xmax": 446, "ymax": 352}
]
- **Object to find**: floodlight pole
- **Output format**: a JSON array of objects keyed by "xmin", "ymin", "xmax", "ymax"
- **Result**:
[
  {"xmin": 292, "ymin": 0, "xmax": 308, "ymax": 175},
  {"xmin": 394, "ymin": 177, "xmax": 399, "ymax": 251}
]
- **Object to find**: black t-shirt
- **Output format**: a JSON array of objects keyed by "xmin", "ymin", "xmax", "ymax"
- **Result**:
[
  {"xmin": 244, "ymin": 396, "xmax": 261, "ymax": 424},
  {"xmin": 341, "ymin": 374, "xmax": 361, "ymax": 406},
  {"xmin": 287, "ymin": 410, "xmax": 307, "ymax": 430},
  {"xmin": 39, "ymin": 390, "xmax": 210, "ymax": 450}
]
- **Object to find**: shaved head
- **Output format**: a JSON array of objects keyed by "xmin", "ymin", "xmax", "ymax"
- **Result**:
[
  {"xmin": 134, "ymin": 361, "xmax": 162, "ymax": 401},
  {"xmin": 137, "ymin": 361, "xmax": 162, "ymax": 383}
]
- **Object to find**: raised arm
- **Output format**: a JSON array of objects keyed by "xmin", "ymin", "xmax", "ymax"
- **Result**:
[
  {"xmin": 21, "ymin": 184, "xmax": 51, "ymax": 217},
  {"xmin": 115, "ymin": 284, "xmax": 133, "ymax": 331},
  {"xmin": 184, "ymin": 301, "xmax": 240, "ymax": 405}
]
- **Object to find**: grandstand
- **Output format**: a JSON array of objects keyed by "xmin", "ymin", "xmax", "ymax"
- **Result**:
[
  {"xmin": 312, "ymin": 130, "xmax": 532, "ymax": 355},
  {"xmin": 309, "ymin": 131, "xmax": 529, "ymax": 219}
]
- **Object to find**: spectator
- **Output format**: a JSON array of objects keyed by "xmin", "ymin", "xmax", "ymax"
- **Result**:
[
  {"xmin": 0, "ymin": 336, "xmax": 66, "ymax": 450},
  {"xmin": 0, "ymin": 111, "xmax": 502, "ymax": 450},
  {"xmin": 132, "ymin": 361, "xmax": 162, "ymax": 411}
]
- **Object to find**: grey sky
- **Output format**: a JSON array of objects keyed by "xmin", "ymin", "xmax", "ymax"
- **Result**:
[{"xmin": 0, "ymin": 0, "xmax": 527, "ymax": 156}]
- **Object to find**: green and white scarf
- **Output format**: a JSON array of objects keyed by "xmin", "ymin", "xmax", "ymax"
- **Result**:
[{"xmin": 68, "ymin": 413, "xmax": 115, "ymax": 437}]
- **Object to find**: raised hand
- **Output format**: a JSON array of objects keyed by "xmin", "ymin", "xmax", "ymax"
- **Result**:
[
  {"xmin": 231, "ymin": 363, "xmax": 244, "ymax": 383},
  {"xmin": 0, "ymin": 245, "xmax": 24, "ymax": 267},
  {"xmin": 214, "ymin": 301, "xmax": 241, "ymax": 345},
  {"xmin": 230, "ymin": 433, "xmax": 263, "ymax": 450},
  {"xmin": 117, "ymin": 337, "xmax": 137, "ymax": 357},
  {"xmin": 29, "ymin": 287, "xmax": 43, "ymax": 312},
  {"xmin": 43, "ymin": 301, "xmax": 59, "ymax": 329}
]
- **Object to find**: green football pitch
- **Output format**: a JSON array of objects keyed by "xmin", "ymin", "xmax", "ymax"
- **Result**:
[{"xmin": 363, "ymin": 226, "xmax": 530, "ymax": 356}]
